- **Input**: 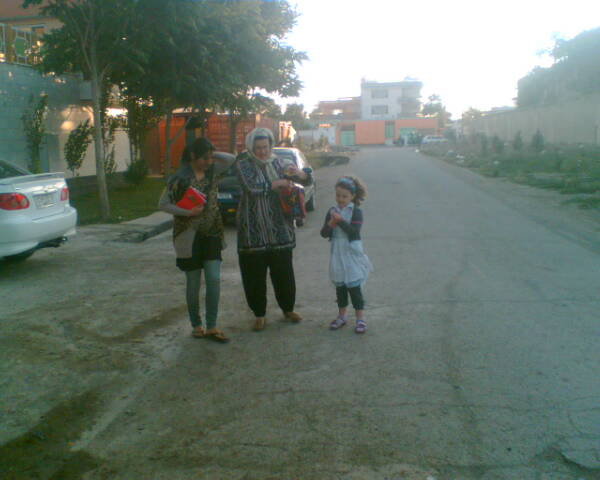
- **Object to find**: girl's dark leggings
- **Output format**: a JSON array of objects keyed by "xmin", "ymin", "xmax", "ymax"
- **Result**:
[{"xmin": 336, "ymin": 285, "xmax": 365, "ymax": 310}]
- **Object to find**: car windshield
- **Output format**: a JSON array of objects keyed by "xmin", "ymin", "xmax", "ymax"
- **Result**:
[
  {"xmin": 274, "ymin": 149, "xmax": 298, "ymax": 166},
  {"xmin": 0, "ymin": 160, "xmax": 29, "ymax": 179}
]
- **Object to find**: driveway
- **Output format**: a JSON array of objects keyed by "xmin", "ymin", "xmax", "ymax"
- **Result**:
[{"xmin": 1, "ymin": 147, "xmax": 599, "ymax": 479}]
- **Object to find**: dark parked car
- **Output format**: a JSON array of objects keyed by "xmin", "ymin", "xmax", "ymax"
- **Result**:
[{"xmin": 217, "ymin": 147, "xmax": 316, "ymax": 220}]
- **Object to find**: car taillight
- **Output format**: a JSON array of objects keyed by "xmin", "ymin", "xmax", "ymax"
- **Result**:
[
  {"xmin": 0, "ymin": 193, "xmax": 30, "ymax": 210},
  {"xmin": 60, "ymin": 186, "xmax": 69, "ymax": 202}
]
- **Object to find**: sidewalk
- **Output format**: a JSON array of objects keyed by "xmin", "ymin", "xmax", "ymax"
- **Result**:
[{"xmin": 81, "ymin": 211, "xmax": 173, "ymax": 243}]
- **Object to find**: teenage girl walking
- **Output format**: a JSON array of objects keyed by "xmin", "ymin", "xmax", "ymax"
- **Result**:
[
  {"xmin": 320, "ymin": 176, "xmax": 373, "ymax": 333},
  {"xmin": 159, "ymin": 138, "xmax": 235, "ymax": 343}
]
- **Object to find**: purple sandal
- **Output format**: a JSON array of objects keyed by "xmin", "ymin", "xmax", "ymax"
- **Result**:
[
  {"xmin": 355, "ymin": 319, "xmax": 367, "ymax": 334},
  {"xmin": 330, "ymin": 316, "xmax": 347, "ymax": 330}
]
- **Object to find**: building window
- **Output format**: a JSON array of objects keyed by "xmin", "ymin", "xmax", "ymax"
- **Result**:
[
  {"xmin": 371, "ymin": 89, "xmax": 388, "ymax": 99},
  {"xmin": 371, "ymin": 105, "xmax": 388, "ymax": 115}
]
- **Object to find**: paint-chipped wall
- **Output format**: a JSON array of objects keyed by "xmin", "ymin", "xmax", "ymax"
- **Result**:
[{"xmin": 0, "ymin": 63, "xmax": 130, "ymax": 176}]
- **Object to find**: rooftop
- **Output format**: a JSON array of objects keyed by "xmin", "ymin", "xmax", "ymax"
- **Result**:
[
  {"xmin": 361, "ymin": 79, "xmax": 423, "ymax": 88},
  {"xmin": 0, "ymin": 0, "xmax": 47, "ymax": 21}
]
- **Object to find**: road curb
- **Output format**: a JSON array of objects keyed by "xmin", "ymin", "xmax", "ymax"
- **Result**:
[{"xmin": 113, "ymin": 212, "xmax": 173, "ymax": 243}]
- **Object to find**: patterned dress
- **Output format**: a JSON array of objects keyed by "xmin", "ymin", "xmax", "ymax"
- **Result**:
[
  {"xmin": 235, "ymin": 152, "xmax": 312, "ymax": 253},
  {"xmin": 159, "ymin": 161, "xmax": 233, "ymax": 271}
]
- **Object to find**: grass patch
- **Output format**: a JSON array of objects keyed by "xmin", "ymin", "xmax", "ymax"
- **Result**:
[
  {"xmin": 306, "ymin": 151, "xmax": 352, "ymax": 169},
  {"xmin": 421, "ymin": 142, "xmax": 600, "ymax": 208},
  {"xmin": 71, "ymin": 177, "xmax": 166, "ymax": 225},
  {"xmin": 563, "ymin": 196, "xmax": 600, "ymax": 210}
]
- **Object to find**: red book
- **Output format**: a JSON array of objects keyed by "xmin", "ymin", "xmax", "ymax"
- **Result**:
[{"xmin": 176, "ymin": 187, "xmax": 207, "ymax": 210}]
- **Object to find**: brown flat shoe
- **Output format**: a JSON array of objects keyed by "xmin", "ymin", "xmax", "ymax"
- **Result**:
[
  {"xmin": 191, "ymin": 326, "xmax": 206, "ymax": 338},
  {"xmin": 253, "ymin": 317, "xmax": 267, "ymax": 331},
  {"xmin": 205, "ymin": 328, "xmax": 230, "ymax": 343},
  {"xmin": 285, "ymin": 311, "xmax": 303, "ymax": 323}
]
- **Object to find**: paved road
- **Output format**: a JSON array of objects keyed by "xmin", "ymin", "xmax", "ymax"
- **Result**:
[{"xmin": 1, "ymin": 147, "xmax": 599, "ymax": 479}]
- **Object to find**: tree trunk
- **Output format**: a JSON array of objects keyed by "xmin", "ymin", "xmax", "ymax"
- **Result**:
[
  {"xmin": 229, "ymin": 113, "xmax": 239, "ymax": 154},
  {"xmin": 165, "ymin": 109, "xmax": 173, "ymax": 174},
  {"xmin": 90, "ymin": 68, "xmax": 110, "ymax": 220}
]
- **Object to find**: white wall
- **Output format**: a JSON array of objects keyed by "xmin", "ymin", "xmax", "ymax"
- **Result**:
[
  {"xmin": 361, "ymin": 84, "xmax": 404, "ymax": 120},
  {"xmin": 298, "ymin": 126, "xmax": 337, "ymax": 145},
  {"xmin": 471, "ymin": 93, "xmax": 600, "ymax": 145},
  {"xmin": 1, "ymin": 63, "xmax": 131, "ymax": 176}
]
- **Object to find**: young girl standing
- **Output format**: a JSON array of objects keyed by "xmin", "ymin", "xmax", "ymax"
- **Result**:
[{"xmin": 320, "ymin": 176, "xmax": 373, "ymax": 333}]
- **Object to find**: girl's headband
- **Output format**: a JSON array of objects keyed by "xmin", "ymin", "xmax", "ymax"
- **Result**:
[{"xmin": 337, "ymin": 177, "xmax": 356, "ymax": 193}]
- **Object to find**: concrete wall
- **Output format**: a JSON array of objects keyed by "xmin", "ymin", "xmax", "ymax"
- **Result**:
[
  {"xmin": 361, "ymin": 84, "xmax": 405, "ymax": 120},
  {"xmin": 471, "ymin": 94, "xmax": 600, "ymax": 145},
  {"xmin": 336, "ymin": 118, "xmax": 439, "ymax": 145},
  {"xmin": 297, "ymin": 126, "xmax": 337, "ymax": 146},
  {"xmin": 0, "ymin": 63, "xmax": 130, "ymax": 176}
]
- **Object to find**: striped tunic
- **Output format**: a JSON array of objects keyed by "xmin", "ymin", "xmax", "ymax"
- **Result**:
[{"xmin": 235, "ymin": 152, "xmax": 312, "ymax": 253}]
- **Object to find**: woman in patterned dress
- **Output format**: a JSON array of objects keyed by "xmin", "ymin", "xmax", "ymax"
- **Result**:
[{"xmin": 235, "ymin": 128, "xmax": 313, "ymax": 331}]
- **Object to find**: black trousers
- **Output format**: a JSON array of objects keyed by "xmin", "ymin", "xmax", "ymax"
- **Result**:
[
  {"xmin": 239, "ymin": 249, "xmax": 296, "ymax": 317},
  {"xmin": 336, "ymin": 285, "xmax": 365, "ymax": 310}
]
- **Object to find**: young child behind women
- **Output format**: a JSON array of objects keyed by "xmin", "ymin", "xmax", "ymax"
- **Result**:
[{"xmin": 320, "ymin": 176, "xmax": 373, "ymax": 333}]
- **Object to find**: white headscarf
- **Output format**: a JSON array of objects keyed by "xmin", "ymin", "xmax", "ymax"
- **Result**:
[{"xmin": 245, "ymin": 127, "xmax": 280, "ymax": 181}]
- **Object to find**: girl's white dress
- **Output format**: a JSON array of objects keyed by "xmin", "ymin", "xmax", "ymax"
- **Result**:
[{"xmin": 329, "ymin": 203, "xmax": 373, "ymax": 287}]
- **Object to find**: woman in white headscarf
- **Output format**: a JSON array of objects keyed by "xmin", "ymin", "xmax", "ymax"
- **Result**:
[{"xmin": 235, "ymin": 127, "xmax": 313, "ymax": 331}]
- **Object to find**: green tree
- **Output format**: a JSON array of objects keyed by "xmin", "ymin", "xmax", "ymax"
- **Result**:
[
  {"xmin": 491, "ymin": 135, "xmax": 504, "ymax": 154},
  {"xmin": 120, "ymin": 0, "xmax": 304, "ymax": 171},
  {"xmin": 24, "ymin": 0, "xmax": 143, "ymax": 219},
  {"xmin": 64, "ymin": 119, "xmax": 93, "ymax": 176},
  {"xmin": 531, "ymin": 130, "xmax": 545, "ymax": 153},
  {"xmin": 122, "ymin": 96, "xmax": 162, "ymax": 164},
  {"xmin": 422, "ymin": 94, "xmax": 451, "ymax": 128},
  {"xmin": 223, "ymin": 93, "xmax": 282, "ymax": 153},
  {"xmin": 518, "ymin": 27, "xmax": 600, "ymax": 107},
  {"xmin": 283, "ymin": 103, "xmax": 310, "ymax": 130},
  {"xmin": 21, "ymin": 93, "xmax": 48, "ymax": 173},
  {"xmin": 512, "ymin": 131, "xmax": 524, "ymax": 151}
]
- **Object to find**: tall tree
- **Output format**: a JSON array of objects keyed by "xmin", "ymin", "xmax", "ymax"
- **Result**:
[
  {"xmin": 217, "ymin": 0, "xmax": 305, "ymax": 151},
  {"xmin": 422, "ymin": 94, "xmax": 451, "ymax": 128},
  {"xmin": 23, "ymin": 0, "xmax": 143, "ymax": 219},
  {"xmin": 283, "ymin": 103, "xmax": 310, "ymax": 130},
  {"xmin": 223, "ymin": 93, "xmax": 282, "ymax": 153},
  {"xmin": 518, "ymin": 27, "xmax": 600, "ymax": 107}
]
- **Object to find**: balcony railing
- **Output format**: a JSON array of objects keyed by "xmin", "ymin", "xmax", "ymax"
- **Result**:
[{"xmin": 0, "ymin": 23, "xmax": 42, "ymax": 66}]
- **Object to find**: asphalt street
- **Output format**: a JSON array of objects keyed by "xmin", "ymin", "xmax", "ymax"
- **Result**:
[{"xmin": 1, "ymin": 147, "xmax": 599, "ymax": 480}]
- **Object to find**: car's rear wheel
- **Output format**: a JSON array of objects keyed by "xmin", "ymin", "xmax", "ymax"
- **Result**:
[
  {"xmin": 306, "ymin": 187, "xmax": 316, "ymax": 212},
  {"xmin": 4, "ymin": 249, "xmax": 35, "ymax": 262}
]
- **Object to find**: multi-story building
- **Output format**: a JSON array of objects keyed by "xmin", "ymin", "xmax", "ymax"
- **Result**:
[
  {"xmin": 311, "ymin": 97, "xmax": 361, "ymax": 122},
  {"xmin": 360, "ymin": 79, "xmax": 422, "ymax": 120},
  {"xmin": 306, "ymin": 78, "xmax": 433, "ymax": 146},
  {"xmin": 0, "ymin": 0, "xmax": 132, "ymax": 176}
]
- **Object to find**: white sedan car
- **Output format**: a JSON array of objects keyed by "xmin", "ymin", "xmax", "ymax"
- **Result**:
[
  {"xmin": 421, "ymin": 135, "xmax": 448, "ymax": 145},
  {"xmin": 0, "ymin": 160, "xmax": 77, "ymax": 262}
]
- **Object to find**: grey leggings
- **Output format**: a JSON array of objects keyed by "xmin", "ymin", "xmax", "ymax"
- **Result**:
[{"xmin": 185, "ymin": 260, "xmax": 221, "ymax": 329}]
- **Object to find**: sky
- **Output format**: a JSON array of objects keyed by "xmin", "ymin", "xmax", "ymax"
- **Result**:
[{"xmin": 280, "ymin": 0, "xmax": 600, "ymax": 119}]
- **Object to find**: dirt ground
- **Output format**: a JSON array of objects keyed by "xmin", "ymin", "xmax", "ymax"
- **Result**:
[{"xmin": 1, "ymin": 147, "xmax": 599, "ymax": 479}]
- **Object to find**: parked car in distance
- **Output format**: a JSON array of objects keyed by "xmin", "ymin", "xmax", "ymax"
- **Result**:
[
  {"xmin": 217, "ymin": 147, "xmax": 316, "ymax": 220},
  {"xmin": 421, "ymin": 135, "xmax": 448, "ymax": 145},
  {"xmin": 0, "ymin": 159, "xmax": 77, "ymax": 262}
]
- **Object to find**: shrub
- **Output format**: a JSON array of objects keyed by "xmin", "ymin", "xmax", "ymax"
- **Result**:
[
  {"xmin": 531, "ymin": 130, "xmax": 545, "ymax": 153},
  {"xmin": 512, "ymin": 131, "xmax": 524, "ymax": 151},
  {"xmin": 21, "ymin": 94, "xmax": 48, "ymax": 173},
  {"xmin": 65, "ymin": 120, "xmax": 93, "ymax": 176},
  {"xmin": 479, "ymin": 133, "xmax": 489, "ymax": 156},
  {"xmin": 124, "ymin": 158, "xmax": 149, "ymax": 185},
  {"xmin": 491, "ymin": 135, "xmax": 505, "ymax": 154}
]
